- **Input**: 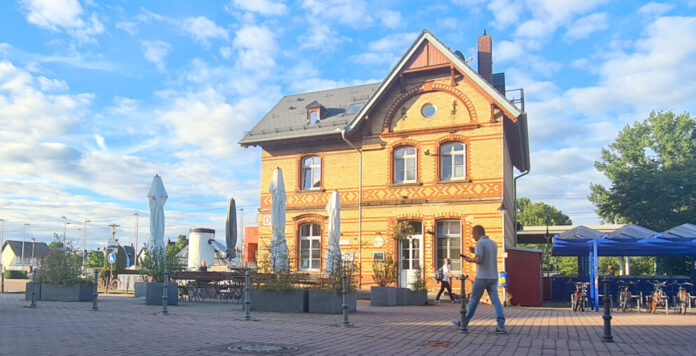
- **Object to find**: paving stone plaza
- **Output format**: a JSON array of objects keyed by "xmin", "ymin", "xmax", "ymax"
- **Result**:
[{"xmin": 1, "ymin": 293, "xmax": 695, "ymax": 355}]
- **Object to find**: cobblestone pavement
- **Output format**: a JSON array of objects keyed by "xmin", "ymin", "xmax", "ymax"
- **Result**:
[{"xmin": 1, "ymin": 293, "xmax": 695, "ymax": 355}]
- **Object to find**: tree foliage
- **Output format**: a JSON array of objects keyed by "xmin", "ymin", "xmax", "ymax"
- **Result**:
[
  {"xmin": 166, "ymin": 234, "xmax": 188, "ymax": 256},
  {"xmin": 517, "ymin": 198, "xmax": 573, "ymax": 273},
  {"xmin": 38, "ymin": 246, "xmax": 89, "ymax": 285},
  {"xmin": 84, "ymin": 251, "xmax": 104, "ymax": 267},
  {"xmin": 589, "ymin": 111, "xmax": 696, "ymax": 231}
]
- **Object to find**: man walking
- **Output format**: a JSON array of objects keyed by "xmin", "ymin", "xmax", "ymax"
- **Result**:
[{"xmin": 453, "ymin": 225, "xmax": 506, "ymax": 334}]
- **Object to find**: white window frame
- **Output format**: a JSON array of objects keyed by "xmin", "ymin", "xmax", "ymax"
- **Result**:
[
  {"xmin": 299, "ymin": 223, "xmax": 321, "ymax": 271},
  {"xmin": 440, "ymin": 142, "xmax": 466, "ymax": 181},
  {"xmin": 436, "ymin": 220, "xmax": 461, "ymax": 271},
  {"xmin": 393, "ymin": 146, "xmax": 417, "ymax": 184},
  {"xmin": 301, "ymin": 156, "xmax": 321, "ymax": 190}
]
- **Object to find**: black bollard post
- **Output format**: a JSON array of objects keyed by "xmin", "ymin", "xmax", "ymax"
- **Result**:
[
  {"xmin": 30, "ymin": 269, "xmax": 37, "ymax": 308},
  {"xmin": 91, "ymin": 271, "xmax": 99, "ymax": 311},
  {"xmin": 162, "ymin": 269, "xmax": 169, "ymax": 315},
  {"xmin": 601, "ymin": 277, "xmax": 614, "ymax": 342},
  {"xmin": 244, "ymin": 270, "xmax": 251, "ymax": 321},
  {"xmin": 342, "ymin": 271, "xmax": 350, "ymax": 327},
  {"xmin": 459, "ymin": 274, "xmax": 468, "ymax": 333}
]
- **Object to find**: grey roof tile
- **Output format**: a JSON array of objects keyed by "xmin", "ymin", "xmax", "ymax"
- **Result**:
[{"xmin": 239, "ymin": 82, "xmax": 381, "ymax": 146}]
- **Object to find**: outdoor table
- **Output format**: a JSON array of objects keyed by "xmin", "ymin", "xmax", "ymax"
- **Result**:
[{"xmin": 172, "ymin": 271, "xmax": 247, "ymax": 303}]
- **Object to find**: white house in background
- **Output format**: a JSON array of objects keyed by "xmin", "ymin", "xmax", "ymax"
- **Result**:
[{"xmin": 1, "ymin": 240, "xmax": 49, "ymax": 270}]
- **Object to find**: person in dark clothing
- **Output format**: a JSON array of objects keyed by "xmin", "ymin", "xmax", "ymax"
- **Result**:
[
  {"xmin": 435, "ymin": 258, "xmax": 456, "ymax": 304},
  {"xmin": 199, "ymin": 260, "xmax": 208, "ymax": 272}
]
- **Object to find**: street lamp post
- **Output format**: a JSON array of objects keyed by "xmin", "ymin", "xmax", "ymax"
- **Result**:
[
  {"xmin": 31, "ymin": 238, "xmax": 36, "ymax": 265},
  {"xmin": 22, "ymin": 224, "xmax": 29, "ymax": 265},
  {"xmin": 1, "ymin": 219, "xmax": 4, "ymax": 293},
  {"xmin": 133, "ymin": 212, "xmax": 139, "ymax": 268},
  {"xmin": 239, "ymin": 207, "xmax": 244, "ymax": 261},
  {"xmin": 61, "ymin": 216, "xmax": 68, "ymax": 244},
  {"xmin": 83, "ymin": 220, "xmax": 90, "ymax": 269}
]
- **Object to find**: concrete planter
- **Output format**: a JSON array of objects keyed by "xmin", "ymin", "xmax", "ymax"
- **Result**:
[
  {"xmin": 370, "ymin": 286, "xmax": 397, "ymax": 306},
  {"xmin": 25, "ymin": 283, "xmax": 94, "ymax": 302},
  {"xmin": 396, "ymin": 288, "xmax": 410, "ymax": 306},
  {"xmin": 308, "ymin": 290, "xmax": 357, "ymax": 314},
  {"xmin": 250, "ymin": 289, "xmax": 308, "ymax": 313},
  {"xmin": 145, "ymin": 282, "xmax": 178, "ymax": 306},
  {"xmin": 407, "ymin": 290, "xmax": 427, "ymax": 306},
  {"xmin": 134, "ymin": 282, "xmax": 147, "ymax": 298}
]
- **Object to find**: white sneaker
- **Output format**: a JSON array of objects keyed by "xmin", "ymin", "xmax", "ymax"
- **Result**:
[{"xmin": 435, "ymin": 300, "xmax": 440, "ymax": 304}]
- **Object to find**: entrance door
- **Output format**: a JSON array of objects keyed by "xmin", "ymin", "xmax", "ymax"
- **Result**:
[{"xmin": 399, "ymin": 221, "xmax": 423, "ymax": 288}]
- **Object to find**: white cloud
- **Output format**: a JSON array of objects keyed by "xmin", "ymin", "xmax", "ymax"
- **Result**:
[
  {"xmin": 115, "ymin": 20, "xmax": 137, "ymax": 35},
  {"xmin": 301, "ymin": 18, "xmax": 341, "ymax": 50},
  {"xmin": 230, "ymin": 0, "xmax": 287, "ymax": 16},
  {"xmin": 141, "ymin": 40, "xmax": 171, "ymax": 71},
  {"xmin": 378, "ymin": 10, "xmax": 402, "ymax": 29},
  {"xmin": 20, "ymin": 0, "xmax": 104, "ymax": 42},
  {"xmin": 302, "ymin": 0, "xmax": 372, "ymax": 28},
  {"xmin": 494, "ymin": 40, "xmax": 525, "ymax": 62},
  {"xmin": 38, "ymin": 76, "xmax": 69, "ymax": 91},
  {"xmin": 182, "ymin": 16, "xmax": 229, "ymax": 46},
  {"xmin": 638, "ymin": 2, "xmax": 674, "ymax": 17},
  {"xmin": 219, "ymin": 46, "xmax": 232, "ymax": 59},
  {"xmin": 487, "ymin": 0, "xmax": 525, "ymax": 29},
  {"xmin": 351, "ymin": 32, "xmax": 418, "ymax": 65},
  {"xmin": 232, "ymin": 25, "xmax": 277, "ymax": 71},
  {"xmin": 564, "ymin": 12, "xmax": 609, "ymax": 40}
]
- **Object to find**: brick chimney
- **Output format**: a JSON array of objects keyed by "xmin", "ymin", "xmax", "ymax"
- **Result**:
[{"xmin": 478, "ymin": 29, "xmax": 492, "ymax": 83}]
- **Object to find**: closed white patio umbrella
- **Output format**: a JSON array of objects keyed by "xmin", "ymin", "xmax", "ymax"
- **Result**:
[
  {"xmin": 324, "ymin": 190, "xmax": 342, "ymax": 276},
  {"xmin": 147, "ymin": 174, "xmax": 167, "ymax": 251},
  {"xmin": 269, "ymin": 168, "xmax": 289, "ymax": 273}
]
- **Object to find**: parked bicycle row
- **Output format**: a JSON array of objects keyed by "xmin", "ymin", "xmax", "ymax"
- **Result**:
[{"xmin": 570, "ymin": 280, "xmax": 695, "ymax": 314}]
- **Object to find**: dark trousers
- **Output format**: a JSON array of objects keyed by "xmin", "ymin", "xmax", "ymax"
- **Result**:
[{"xmin": 436, "ymin": 281, "xmax": 455, "ymax": 301}]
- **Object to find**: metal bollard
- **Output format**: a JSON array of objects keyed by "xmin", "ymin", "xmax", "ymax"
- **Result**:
[
  {"xmin": 91, "ymin": 271, "xmax": 99, "ymax": 311},
  {"xmin": 459, "ymin": 274, "xmax": 468, "ymax": 333},
  {"xmin": 30, "ymin": 269, "xmax": 37, "ymax": 308},
  {"xmin": 244, "ymin": 270, "xmax": 251, "ymax": 321},
  {"xmin": 342, "ymin": 271, "xmax": 350, "ymax": 327},
  {"xmin": 601, "ymin": 277, "xmax": 613, "ymax": 342},
  {"xmin": 162, "ymin": 269, "xmax": 169, "ymax": 315}
]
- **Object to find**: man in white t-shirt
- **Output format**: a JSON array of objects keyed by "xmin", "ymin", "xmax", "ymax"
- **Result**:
[{"xmin": 435, "ymin": 258, "xmax": 456, "ymax": 304}]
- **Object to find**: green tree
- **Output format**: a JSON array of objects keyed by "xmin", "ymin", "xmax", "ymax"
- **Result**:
[
  {"xmin": 517, "ymin": 198, "xmax": 573, "ymax": 273},
  {"xmin": 166, "ymin": 234, "xmax": 188, "ymax": 257},
  {"xmin": 589, "ymin": 111, "xmax": 695, "ymax": 275},
  {"xmin": 84, "ymin": 251, "xmax": 104, "ymax": 267}
]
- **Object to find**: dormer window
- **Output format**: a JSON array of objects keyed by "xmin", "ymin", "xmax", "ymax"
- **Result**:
[{"xmin": 306, "ymin": 100, "xmax": 324, "ymax": 124}]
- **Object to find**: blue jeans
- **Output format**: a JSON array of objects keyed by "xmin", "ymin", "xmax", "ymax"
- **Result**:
[{"xmin": 465, "ymin": 278, "xmax": 505, "ymax": 328}]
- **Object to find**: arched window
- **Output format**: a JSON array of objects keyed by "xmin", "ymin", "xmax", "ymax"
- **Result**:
[
  {"xmin": 299, "ymin": 223, "xmax": 321, "ymax": 271},
  {"xmin": 440, "ymin": 142, "xmax": 466, "ymax": 180},
  {"xmin": 301, "ymin": 156, "xmax": 321, "ymax": 190},
  {"xmin": 394, "ymin": 146, "xmax": 417, "ymax": 183},
  {"xmin": 436, "ymin": 220, "xmax": 461, "ymax": 271}
]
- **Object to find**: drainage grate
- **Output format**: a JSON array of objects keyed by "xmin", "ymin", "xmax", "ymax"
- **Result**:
[
  {"xmin": 424, "ymin": 340, "xmax": 451, "ymax": 349},
  {"xmin": 227, "ymin": 343, "xmax": 299, "ymax": 354}
]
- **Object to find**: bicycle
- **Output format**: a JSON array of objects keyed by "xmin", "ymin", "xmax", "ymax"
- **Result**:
[
  {"xmin": 98, "ymin": 277, "xmax": 118, "ymax": 292},
  {"xmin": 676, "ymin": 282, "xmax": 693, "ymax": 315},
  {"xmin": 647, "ymin": 281, "xmax": 668, "ymax": 314},
  {"xmin": 617, "ymin": 280, "xmax": 642, "ymax": 312},
  {"xmin": 572, "ymin": 282, "xmax": 590, "ymax": 312}
]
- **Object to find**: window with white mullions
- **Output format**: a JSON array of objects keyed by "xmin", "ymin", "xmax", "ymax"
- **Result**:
[
  {"xmin": 440, "ymin": 142, "xmax": 466, "ymax": 180},
  {"xmin": 299, "ymin": 223, "xmax": 321, "ymax": 271},
  {"xmin": 301, "ymin": 156, "xmax": 321, "ymax": 190},
  {"xmin": 394, "ymin": 146, "xmax": 417, "ymax": 183},
  {"xmin": 436, "ymin": 220, "xmax": 461, "ymax": 271}
]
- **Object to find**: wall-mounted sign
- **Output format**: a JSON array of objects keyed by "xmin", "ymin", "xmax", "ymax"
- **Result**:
[
  {"xmin": 262, "ymin": 215, "xmax": 271, "ymax": 226},
  {"xmin": 373, "ymin": 252, "xmax": 385, "ymax": 262},
  {"xmin": 374, "ymin": 235, "xmax": 385, "ymax": 247},
  {"xmin": 341, "ymin": 253, "xmax": 354, "ymax": 262},
  {"xmin": 339, "ymin": 239, "xmax": 349, "ymax": 245}
]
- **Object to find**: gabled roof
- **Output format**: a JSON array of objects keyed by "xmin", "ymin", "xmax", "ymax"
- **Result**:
[
  {"xmin": 239, "ymin": 83, "xmax": 381, "ymax": 146},
  {"xmin": 2, "ymin": 240, "xmax": 49, "ymax": 258},
  {"xmin": 606, "ymin": 224, "xmax": 656, "ymax": 240},
  {"xmin": 660, "ymin": 223, "xmax": 696, "ymax": 239},
  {"xmin": 556, "ymin": 226, "xmax": 605, "ymax": 241}
]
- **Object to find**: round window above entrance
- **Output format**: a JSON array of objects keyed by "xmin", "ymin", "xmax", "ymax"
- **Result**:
[{"xmin": 421, "ymin": 103, "xmax": 436, "ymax": 118}]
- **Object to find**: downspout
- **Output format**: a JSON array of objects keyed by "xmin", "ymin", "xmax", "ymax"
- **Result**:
[
  {"xmin": 513, "ymin": 169, "xmax": 530, "ymax": 231},
  {"xmin": 339, "ymin": 128, "xmax": 362, "ymax": 288}
]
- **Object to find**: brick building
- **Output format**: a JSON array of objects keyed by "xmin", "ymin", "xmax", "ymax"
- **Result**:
[{"xmin": 240, "ymin": 30, "xmax": 529, "ymax": 293}]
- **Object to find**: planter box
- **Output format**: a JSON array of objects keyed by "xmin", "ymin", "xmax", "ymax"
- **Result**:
[
  {"xmin": 24, "ymin": 282, "xmax": 41, "ymax": 301},
  {"xmin": 250, "ymin": 289, "xmax": 308, "ymax": 313},
  {"xmin": 396, "ymin": 288, "xmax": 410, "ymax": 306},
  {"xmin": 370, "ymin": 286, "xmax": 397, "ymax": 306},
  {"xmin": 407, "ymin": 290, "xmax": 427, "ymax": 306},
  {"xmin": 134, "ymin": 282, "xmax": 147, "ymax": 298},
  {"xmin": 145, "ymin": 282, "xmax": 178, "ymax": 306},
  {"xmin": 308, "ymin": 290, "xmax": 357, "ymax": 314},
  {"xmin": 25, "ymin": 283, "xmax": 94, "ymax": 302}
]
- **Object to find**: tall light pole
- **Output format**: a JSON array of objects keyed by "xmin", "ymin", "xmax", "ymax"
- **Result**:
[
  {"xmin": 22, "ymin": 223, "xmax": 29, "ymax": 265},
  {"xmin": 31, "ymin": 238, "xmax": 36, "ymax": 265},
  {"xmin": 1, "ymin": 219, "xmax": 4, "ymax": 293},
  {"xmin": 82, "ymin": 220, "xmax": 90, "ymax": 268},
  {"xmin": 133, "ymin": 212, "xmax": 139, "ymax": 268},
  {"xmin": 61, "ymin": 216, "xmax": 68, "ymax": 244}
]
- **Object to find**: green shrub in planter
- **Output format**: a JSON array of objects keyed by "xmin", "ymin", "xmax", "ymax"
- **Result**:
[
  {"xmin": 5, "ymin": 270, "xmax": 27, "ymax": 279},
  {"xmin": 38, "ymin": 246, "xmax": 91, "ymax": 286}
]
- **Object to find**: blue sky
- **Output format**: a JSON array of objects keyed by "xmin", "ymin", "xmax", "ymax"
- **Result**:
[{"xmin": 1, "ymin": 0, "xmax": 696, "ymax": 250}]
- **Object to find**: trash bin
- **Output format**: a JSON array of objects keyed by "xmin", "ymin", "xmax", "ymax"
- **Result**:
[{"xmin": 498, "ymin": 271, "xmax": 508, "ymax": 287}]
